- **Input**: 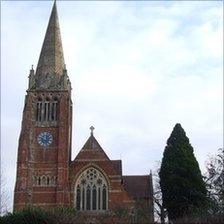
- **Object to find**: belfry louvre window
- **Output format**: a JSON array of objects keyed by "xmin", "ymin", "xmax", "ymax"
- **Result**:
[
  {"xmin": 75, "ymin": 168, "xmax": 108, "ymax": 211},
  {"xmin": 36, "ymin": 98, "xmax": 58, "ymax": 123}
]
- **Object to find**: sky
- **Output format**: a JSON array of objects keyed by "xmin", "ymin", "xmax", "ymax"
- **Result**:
[{"xmin": 1, "ymin": 0, "xmax": 223, "ymax": 211}]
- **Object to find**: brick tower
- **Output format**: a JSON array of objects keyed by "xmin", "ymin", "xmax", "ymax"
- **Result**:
[
  {"xmin": 14, "ymin": 2, "xmax": 72, "ymax": 210},
  {"xmin": 13, "ymin": 2, "xmax": 154, "ymax": 222}
]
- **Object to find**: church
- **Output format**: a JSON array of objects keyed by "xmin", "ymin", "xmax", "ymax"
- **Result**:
[{"xmin": 14, "ymin": 2, "xmax": 154, "ymax": 222}]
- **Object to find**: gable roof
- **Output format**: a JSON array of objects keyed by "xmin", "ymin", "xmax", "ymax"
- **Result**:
[
  {"xmin": 74, "ymin": 134, "xmax": 110, "ymax": 161},
  {"xmin": 122, "ymin": 175, "xmax": 152, "ymax": 199}
]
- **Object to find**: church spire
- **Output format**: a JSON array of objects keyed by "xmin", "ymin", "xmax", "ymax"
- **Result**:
[
  {"xmin": 30, "ymin": 1, "xmax": 71, "ymax": 91},
  {"xmin": 36, "ymin": 1, "xmax": 64, "ymax": 77}
]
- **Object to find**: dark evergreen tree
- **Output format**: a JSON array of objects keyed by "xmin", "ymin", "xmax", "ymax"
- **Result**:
[{"xmin": 159, "ymin": 123, "xmax": 207, "ymax": 220}]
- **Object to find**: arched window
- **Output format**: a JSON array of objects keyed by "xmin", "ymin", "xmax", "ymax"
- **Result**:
[
  {"xmin": 92, "ymin": 186, "xmax": 97, "ymax": 210},
  {"xmin": 51, "ymin": 176, "xmax": 56, "ymax": 185},
  {"xmin": 75, "ymin": 167, "xmax": 108, "ymax": 211},
  {"xmin": 36, "ymin": 97, "xmax": 58, "ymax": 123},
  {"xmin": 36, "ymin": 98, "xmax": 42, "ymax": 122},
  {"xmin": 42, "ymin": 176, "xmax": 47, "ymax": 186},
  {"xmin": 76, "ymin": 186, "xmax": 81, "ymax": 211},
  {"xmin": 38, "ymin": 177, "xmax": 41, "ymax": 186},
  {"xmin": 33, "ymin": 175, "xmax": 57, "ymax": 187},
  {"xmin": 47, "ymin": 176, "xmax": 50, "ymax": 185}
]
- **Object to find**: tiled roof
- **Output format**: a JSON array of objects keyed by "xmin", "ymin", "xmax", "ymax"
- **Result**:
[
  {"xmin": 122, "ymin": 175, "xmax": 151, "ymax": 199},
  {"xmin": 74, "ymin": 135, "xmax": 110, "ymax": 161},
  {"xmin": 81, "ymin": 135, "xmax": 103, "ymax": 151}
]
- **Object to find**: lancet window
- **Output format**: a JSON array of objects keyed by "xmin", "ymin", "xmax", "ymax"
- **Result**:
[
  {"xmin": 75, "ymin": 168, "xmax": 108, "ymax": 211},
  {"xmin": 33, "ymin": 175, "xmax": 57, "ymax": 187},
  {"xmin": 36, "ymin": 97, "xmax": 58, "ymax": 123}
]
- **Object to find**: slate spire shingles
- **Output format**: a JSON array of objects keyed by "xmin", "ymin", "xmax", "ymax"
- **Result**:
[{"xmin": 35, "ymin": 1, "xmax": 65, "ymax": 77}]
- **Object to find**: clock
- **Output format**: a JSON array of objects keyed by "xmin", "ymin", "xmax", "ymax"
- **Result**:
[{"xmin": 37, "ymin": 132, "xmax": 53, "ymax": 147}]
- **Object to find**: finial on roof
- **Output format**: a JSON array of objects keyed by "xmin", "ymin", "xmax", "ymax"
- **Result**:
[
  {"xmin": 29, "ymin": 64, "xmax": 34, "ymax": 75},
  {"xmin": 90, "ymin": 126, "xmax": 95, "ymax": 136}
]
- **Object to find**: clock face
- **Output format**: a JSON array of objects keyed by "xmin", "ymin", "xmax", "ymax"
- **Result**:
[{"xmin": 37, "ymin": 132, "xmax": 53, "ymax": 147}]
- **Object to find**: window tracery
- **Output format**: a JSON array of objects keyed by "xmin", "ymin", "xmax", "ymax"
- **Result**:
[{"xmin": 75, "ymin": 167, "xmax": 108, "ymax": 211}]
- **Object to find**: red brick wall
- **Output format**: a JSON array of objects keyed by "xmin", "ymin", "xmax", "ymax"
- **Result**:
[
  {"xmin": 14, "ymin": 91, "xmax": 72, "ymax": 210},
  {"xmin": 69, "ymin": 161, "xmax": 135, "ymax": 210}
]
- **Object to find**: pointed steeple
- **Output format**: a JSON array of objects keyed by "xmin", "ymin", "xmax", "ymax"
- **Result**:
[
  {"xmin": 36, "ymin": 1, "xmax": 64, "ymax": 77},
  {"xmin": 30, "ymin": 1, "xmax": 71, "ymax": 91}
]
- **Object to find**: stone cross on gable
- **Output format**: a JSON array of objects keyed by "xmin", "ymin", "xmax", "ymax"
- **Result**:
[{"xmin": 90, "ymin": 126, "xmax": 95, "ymax": 135}]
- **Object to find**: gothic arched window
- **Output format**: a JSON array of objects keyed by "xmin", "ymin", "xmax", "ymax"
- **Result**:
[
  {"xmin": 36, "ymin": 97, "xmax": 58, "ymax": 123},
  {"xmin": 42, "ymin": 176, "xmax": 47, "ymax": 186},
  {"xmin": 75, "ymin": 167, "xmax": 108, "ymax": 211},
  {"xmin": 33, "ymin": 175, "xmax": 57, "ymax": 187}
]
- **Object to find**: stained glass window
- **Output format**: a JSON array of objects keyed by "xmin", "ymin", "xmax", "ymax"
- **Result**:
[
  {"xmin": 76, "ymin": 186, "xmax": 81, "ymax": 211},
  {"xmin": 75, "ymin": 167, "xmax": 108, "ymax": 211},
  {"xmin": 92, "ymin": 186, "xmax": 97, "ymax": 210}
]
